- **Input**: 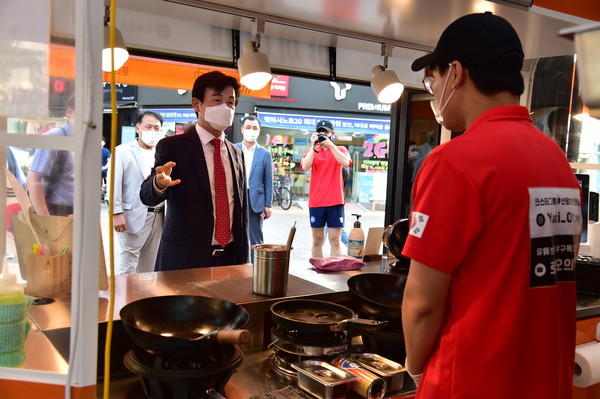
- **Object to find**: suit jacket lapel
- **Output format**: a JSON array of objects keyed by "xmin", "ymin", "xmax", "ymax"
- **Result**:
[
  {"xmin": 131, "ymin": 140, "xmax": 146, "ymax": 178},
  {"xmin": 183, "ymin": 132, "xmax": 212, "ymax": 204},
  {"xmin": 249, "ymin": 146, "xmax": 260, "ymax": 177},
  {"xmin": 225, "ymin": 140, "xmax": 243, "ymax": 209}
]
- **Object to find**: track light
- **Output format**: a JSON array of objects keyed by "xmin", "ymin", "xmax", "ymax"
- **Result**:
[
  {"xmin": 237, "ymin": 19, "xmax": 272, "ymax": 90},
  {"xmin": 102, "ymin": 5, "xmax": 129, "ymax": 72},
  {"xmin": 371, "ymin": 43, "xmax": 404, "ymax": 104}
]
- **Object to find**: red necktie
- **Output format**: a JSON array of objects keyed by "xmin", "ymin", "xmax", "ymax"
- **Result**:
[{"xmin": 210, "ymin": 138, "xmax": 231, "ymax": 247}]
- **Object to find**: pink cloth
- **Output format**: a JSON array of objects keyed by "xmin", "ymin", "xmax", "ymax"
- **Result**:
[{"xmin": 309, "ymin": 255, "xmax": 365, "ymax": 271}]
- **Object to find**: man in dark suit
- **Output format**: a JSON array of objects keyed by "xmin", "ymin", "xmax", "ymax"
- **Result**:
[
  {"xmin": 140, "ymin": 71, "xmax": 249, "ymax": 270},
  {"xmin": 235, "ymin": 115, "xmax": 273, "ymax": 260}
]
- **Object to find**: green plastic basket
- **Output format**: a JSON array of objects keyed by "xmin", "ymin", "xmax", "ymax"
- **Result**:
[
  {"xmin": 0, "ymin": 319, "xmax": 31, "ymax": 352},
  {"xmin": 0, "ymin": 296, "xmax": 33, "ymax": 324},
  {"xmin": 0, "ymin": 347, "xmax": 26, "ymax": 368}
]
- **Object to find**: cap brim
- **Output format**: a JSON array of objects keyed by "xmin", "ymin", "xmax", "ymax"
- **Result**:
[
  {"xmin": 411, "ymin": 52, "xmax": 438, "ymax": 72},
  {"xmin": 317, "ymin": 127, "xmax": 332, "ymax": 132}
]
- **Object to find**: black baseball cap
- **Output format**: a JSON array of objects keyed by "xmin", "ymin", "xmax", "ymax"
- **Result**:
[
  {"xmin": 411, "ymin": 12, "xmax": 524, "ymax": 73},
  {"xmin": 316, "ymin": 120, "xmax": 334, "ymax": 132}
]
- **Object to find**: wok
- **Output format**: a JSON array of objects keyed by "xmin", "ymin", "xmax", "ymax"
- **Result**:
[
  {"xmin": 119, "ymin": 295, "xmax": 250, "ymax": 360},
  {"xmin": 271, "ymin": 299, "xmax": 386, "ymax": 333},
  {"xmin": 347, "ymin": 273, "xmax": 407, "ymax": 328}
]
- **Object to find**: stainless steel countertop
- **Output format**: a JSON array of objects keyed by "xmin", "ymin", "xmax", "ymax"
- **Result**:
[{"xmin": 21, "ymin": 257, "xmax": 600, "ymax": 382}]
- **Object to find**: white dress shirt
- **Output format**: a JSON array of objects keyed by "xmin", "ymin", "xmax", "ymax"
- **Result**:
[
  {"xmin": 241, "ymin": 141, "xmax": 256, "ymax": 186},
  {"xmin": 195, "ymin": 124, "xmax": 235, "ymax": 245}
]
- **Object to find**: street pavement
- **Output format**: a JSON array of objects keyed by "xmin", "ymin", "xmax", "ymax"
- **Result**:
[{"xmin": 4, "ymin": 200, "xmax": 386, "ymax": 283}]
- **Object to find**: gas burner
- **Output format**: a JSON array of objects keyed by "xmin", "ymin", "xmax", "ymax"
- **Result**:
[
  {"xmin": 270, "ymin": 347, "xmax": 339, "ymax": 380},
  {"xmin": 271, "ymin": 349, "xmax": 303, "ymax": 380},
  {"xmin": 271, "ymin": 337, "xmax": 348, "ymax": 357},
  {"xmin": 124, "ymin": 345, "xmax": 243, "ymax": 399},
  {"xmin": 273, "ymin": 324, "xmax": 348, "ymax": 346},
  {"xmin": 133, "ymin": 344, "xmax": 240, "ymax": 370}
]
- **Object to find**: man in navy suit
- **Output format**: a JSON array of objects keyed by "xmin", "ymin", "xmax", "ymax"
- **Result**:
[
  {"xmin": 140, "ymin": 71, "xmax": 249, "ymax": 270},
  {"xmin": 235, "ymin": 115, "xmax": 273, "ymax": 260}
]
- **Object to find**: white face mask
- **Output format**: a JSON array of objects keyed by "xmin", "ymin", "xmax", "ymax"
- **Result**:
[
  {"xmin": 430, "ymin": 66, "xmax": 456, "ymax": 125},
  {"xmin": 242, "ymin": 129, "xmax": 259, "ymax": 143},
  {"xmin": 140, "ymin": 130, "xmax": 163, "ymax": 147},
  {"xmin": 408, "ymin": 151, "xmax": 419, "ymax": 161},
  {"xmin": 201, "ymin": 102, "xmax": 235, "ymax": 131}
]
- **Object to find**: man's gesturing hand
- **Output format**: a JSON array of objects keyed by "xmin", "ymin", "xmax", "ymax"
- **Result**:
[{"xmin": 155, "ymin": 161, "xmax": 181, "ymax": 190}]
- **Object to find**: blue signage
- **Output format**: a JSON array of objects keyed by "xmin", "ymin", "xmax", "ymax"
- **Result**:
[{"xmin": 257, "ymin": 112, "xmax": 390, "ymax": 134}]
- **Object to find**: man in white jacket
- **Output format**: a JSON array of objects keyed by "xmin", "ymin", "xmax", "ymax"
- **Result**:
[{"xmin": 113, "ymin": 111, "xmax": 165, "ymax": 274}]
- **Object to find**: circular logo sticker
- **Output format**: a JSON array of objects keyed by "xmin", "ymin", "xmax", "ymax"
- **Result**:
[
  {"xmin": 536, "ymin": 213, "xmax": 545, "ymax": 227},
  {"xmin": 534, "ymin": 263, "xmax": 546, "ymax": 277}
]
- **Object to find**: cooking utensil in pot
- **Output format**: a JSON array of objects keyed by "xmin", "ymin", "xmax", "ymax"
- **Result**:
[
  {"xmin": 347, "ymin": 273, "xmax": 407, "ymax": 329},
  {"xmin": 286, "ymin": 221, "xmax": 296, "ymax": 251},
  {"xmin": 271, "ymin": 299, "xmax": 386, "ymax": 334},
  {"xmin": 119, "ymin": 295, "xmax": 250, "ymax": 360}
]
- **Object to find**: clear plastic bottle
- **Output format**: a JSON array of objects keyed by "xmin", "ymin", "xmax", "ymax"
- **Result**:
[
  {"xmin": 348, "ymin": 214, "xmax": 365, "ymax": 260},
  {"xmin": 0, "ymin": 273, "xmax": 24, "ymax": 303}
]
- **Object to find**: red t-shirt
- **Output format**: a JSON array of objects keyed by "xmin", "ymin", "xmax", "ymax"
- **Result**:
[
  {"xmin": 402, "ymin": 106, "xmax": 582, "ymax": 399},
  {"xmin": 301, "ymin": 146, "xmax": 352, "ymax": 208}
]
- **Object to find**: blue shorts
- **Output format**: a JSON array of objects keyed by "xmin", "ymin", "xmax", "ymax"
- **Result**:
[{"xmin": 309, "ymin": 205, "xmax": 345, "ymax": 228}]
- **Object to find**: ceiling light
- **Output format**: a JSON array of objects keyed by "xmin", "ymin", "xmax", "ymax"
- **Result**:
[
  {"xmin": 371, "ymin": 43, "xmax": 404, "ymax": 103},
  {"xmin": 102, "ymin": 5, "xmax": 129, "ymax": 72},
  {"xmin": 237, "ymin": 19, "xmax": 272, "ymax": 90}
]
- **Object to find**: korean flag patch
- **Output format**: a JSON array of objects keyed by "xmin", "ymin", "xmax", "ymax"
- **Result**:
[{"xmin": 409, "ymin": 212, "xmax": 429, "ymax": 238}]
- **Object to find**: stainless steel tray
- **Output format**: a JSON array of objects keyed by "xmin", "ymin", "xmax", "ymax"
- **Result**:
[
  {"xmin": 291, "ymin": 359, "xmax": 357, "ymax": 399},
  {"xmin": 350, "ymin": 353, "xmax": 406, "ymax": 393}
]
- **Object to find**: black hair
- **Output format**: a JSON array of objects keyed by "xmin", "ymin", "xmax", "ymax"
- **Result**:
[
  {"xmin": 429, "ymin": 53, "xmax": 524, "ymax": 96},
  {"xmin": 241, "ymin": 114, "xmax": 261, "ymax": 127},
  {"xmin": 136, "ymin": 110, "xmax": 164, "ymax": 126},
  {"xmin": 191, "ymin": 71, "xmax": 240, "ymax": 106},
  {"xmin": 408, "ymin": 140, "xmax": 417, "ymax": 146}
]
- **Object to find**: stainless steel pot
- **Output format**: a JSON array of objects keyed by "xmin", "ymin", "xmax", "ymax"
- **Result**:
[{"xmin": 252, "ymin": 244, "xmax": 290, "ymax": 296}]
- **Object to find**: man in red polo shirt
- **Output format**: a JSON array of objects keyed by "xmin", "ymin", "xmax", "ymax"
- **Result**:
[
  {"xmin": 401, "ymin": 12, "xmax": 582, "ymax": 399},
  {"xmin": 301, "ymin": 120, "xmax": 352, "ymax": 258}
]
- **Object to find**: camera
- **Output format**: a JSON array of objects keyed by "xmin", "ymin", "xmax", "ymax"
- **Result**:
[{"xmin": 316, "ymin": 132, "xmax": 328, "ymax": 143}]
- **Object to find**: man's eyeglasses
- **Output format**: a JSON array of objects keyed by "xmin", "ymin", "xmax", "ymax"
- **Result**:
[{"xmin": 423, "ymin": 76, "xmax": 434, "ymax": 95}]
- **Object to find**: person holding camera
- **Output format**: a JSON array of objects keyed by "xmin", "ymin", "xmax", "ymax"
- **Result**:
[{"xmin": 300, "ymin": 120, "xmax": 352, "ymax": 258}]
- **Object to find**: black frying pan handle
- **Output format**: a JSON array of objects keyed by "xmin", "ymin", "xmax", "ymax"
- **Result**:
[{"xmin": 330, "ymin": 318, "xmax": 388, "ymax": 332}]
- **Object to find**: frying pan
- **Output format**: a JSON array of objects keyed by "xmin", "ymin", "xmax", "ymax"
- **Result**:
[
  {"xmin": 347, "ymin": 273, "xmax": 407, "ymax": 328},
  {"xmin": 271, "ymin": 299, "xmax": 386, "ymax": 333},
  {"xmin": 119, "ymin": 295, "xmax": 250, "ymax": 360}
]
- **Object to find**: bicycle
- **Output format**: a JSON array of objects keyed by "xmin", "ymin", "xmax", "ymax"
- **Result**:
[{"xmin": 273, "ymin": 175, "xmax": 292, "ymax": 210}]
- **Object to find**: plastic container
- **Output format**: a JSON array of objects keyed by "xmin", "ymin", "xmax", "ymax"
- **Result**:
[
  {"xmin": 348, "ymin": 214, "xmax": 365, "ymax": 261},
  {"xmin": 0, "ymin": 273, "xmax": 31, "ymax": 367},
  {"xmin": 0, "ymin": 274, "xmax": 24, "ymax": 300}
]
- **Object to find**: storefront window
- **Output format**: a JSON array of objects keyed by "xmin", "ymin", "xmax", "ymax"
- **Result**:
[
  {"xmin": 530, "ymin": 55, "xmax": 600, "ymax": 245},
  {"xmin": 1, "ymin": 0, "xmax": 80, "ymax": 376},
  {"xmin": 256, "ymin": 111, "xmax": 391, "ymax": 209}
]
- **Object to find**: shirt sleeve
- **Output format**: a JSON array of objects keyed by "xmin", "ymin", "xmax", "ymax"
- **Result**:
[
  {"xmin": 30, "ymin": 148, "xmax": 57, "ymax": 176},
  {"xmin": 401, "ymin": 152, "xmax": 483, "ymax": 273},
  {"xmin": 300, "ymin": 148, "xmax": 310, "ymax": 170},
  {"xmin": 338, "ymin": 146, "xmax": 353, "ymax": 167}
]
